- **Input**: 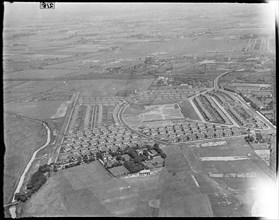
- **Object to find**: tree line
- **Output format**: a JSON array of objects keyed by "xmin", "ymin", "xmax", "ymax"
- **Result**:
[{"xmin": 14, "ymin": 164, "xmax": 51, "ymax": 202}]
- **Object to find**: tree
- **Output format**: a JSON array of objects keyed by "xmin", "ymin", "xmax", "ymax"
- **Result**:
[
  {"xmin": 156, "ymin": 148, "xmax": 163, "ymax": 154},
  {"xmin": 38, "ymin": 164, "xmax": 50, "ymax": 173},
  {"xmin": 117, "ymin": 147, "xmax": 123, "ymax": 154},
  {"xmin": 14, "ymin": 193, "xmax": 20, "ymax": 201},
  {"xmin": 141, "ymin": 155, "xmax": 148, "ymax": 161},
  {"xmin": 26, "ymin": 191, "xmax": 33, "ymax": 198},
  {"xmin": 127, "ymin": 148, "xmax": 138, "ymax": 159},
  {"xmin": 116, "ymin": 155, "xmax": 122, "ymax": 161},
  {"xmin": 26, "ymin": 182, "xmax": 34, "ymax": 190},
  {"xmin": 248, "ymin": 136, "xmax": 254, "ymax": 142},
  {"xmin": 96, "ymin": 152, "xmax": 102, "ymax": 159},
  {"xmin": 160, "ymin": 152, "xmax": 167, "ymax": 159},
  {"xmin": 146, "ymin": 145, "xmax": 151, "ymax": 150},
  {"xmin": 134, "ymin": 157, "xmax": 142, "ymax": 164},
  {"xmin": 256, "ymin": 133, "xmax": 262, "ymax": 141},
  {"xmin": 53, "ymin": 166, "xmax": 58, "ymax": 172},
  {"xmin": 143, "ymin": 149, "xmax": 149, "ymax": 156},
  {"xmin": 18, "ymin": 194, "xmax": 28, "ymax": 202},
  {"xmin": 153, "ymin": 143, "xmax": 159, "ymax": 149}
]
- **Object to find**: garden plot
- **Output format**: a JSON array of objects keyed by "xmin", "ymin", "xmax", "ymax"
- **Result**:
[{"xmin": 140, "ymin": 103, "xmax": 184, "ymax": 122}]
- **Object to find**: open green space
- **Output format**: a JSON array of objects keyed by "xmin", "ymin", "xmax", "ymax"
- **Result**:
[
  {"xmin": 4, "ymin": 112, "xmax": 47, "ymax": 204},
  {"xmin": 21, "ymin": 162, "xmax": 156, "ymax": 217},
  {"xmin": 179, "ymin": 99, "xmax": 201, "ymax": 121},
  {"xmin": 4, "ymin": 101, "xmax": 64, "ymax": 120}
]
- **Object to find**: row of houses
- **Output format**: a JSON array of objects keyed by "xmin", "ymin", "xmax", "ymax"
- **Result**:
[
  {"xmin": 204, "ymin": 94, "xmax": 232, "ymax": 125},
  {"xmin": 134, "ymin": 86, "xmax": 200, "ymax": 103},
  {"xmin": 144, "ymin": 85, "xmax": 200, "ymax": 94},
  {"xmin": 155, "ymin": 129, "xmax": 243, "ymax": 143},
  {"xmin": 225, "ymin": 106, "xmax": 267, "ymax": 129},
  {"xmin": 138, "ymin": 122, "xmax": 233, "ymax": 133},
  {"xmin": 212, "ymin": 90, "xmax": 236, "ymax": 106},
  {"xmin": 58, "ymin": 124, "xmax": 156, "ymax": 164},
  {"xmin": 138, "ymin": 122, "xmax": 244, "ymax": 142},
  {"xmin": 78, "ymin": 96, "xmax": 124, "ymax": 105},
  {"xmin": 193, "ymin": 95, "xmax": 225, "ymax": 124}
]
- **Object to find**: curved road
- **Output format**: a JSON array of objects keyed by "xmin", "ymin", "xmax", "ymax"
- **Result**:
[
  {"xmin": 9, "ymin": 122, "xmax": 51, "ymax": 218},
  {"xmin": 118, "ymin": 70, "xmax": 275, "ymax": 147},
  {"xmin": 117, "ymin": 71, "xmax": 235, "ymax": 145},
  {"xmin": 117, "ymin": 101, "xmax": 169, "ymax": 145}
]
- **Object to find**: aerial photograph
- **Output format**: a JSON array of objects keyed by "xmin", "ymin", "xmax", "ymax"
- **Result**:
[{"xmin": 3, "ymin": 2, "xmax": 278, "ymax": 218}]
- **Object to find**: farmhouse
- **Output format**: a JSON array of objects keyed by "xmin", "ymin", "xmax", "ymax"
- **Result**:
[
  {"xmin": 233, "ymin": 130, "xmax": 241, "ymax": 136},
  {"xmin": 63, "ymin": 145, "xmax": 73, "ymax": 152},
  {"xmin": 149, "ymin": 149, "xmax": 158, "ymax": 156},
  {"xmin": 122, "ymin": 154, "xmax": 132, "ymax": 161},
  {"xmin": 123, "ymin": 135, "xmax": 131, "ymax": 140},
  {"xmin": 108, "ymin": 165, "xmax": 130, "ymax": 177},
  {"xmin": 81, "ymin": 149, "xmax": 90, "ymax": 155},
  {"xmin": 206, "ymin": 132, "xmax": 214, "ymax": 139},
  {"xmin": 196, "ymin": 133, "xmax": 205, "ymax": 140},
  {"xmin": 115, "ymin": 136, "xmax": 123, "ymax": 141},
  {"xmin": 99, "ymin": 139, "xmax": 106, "ymax": 144},
  {"xmin": 110, "ymin": 145, "xmax": 118, "ymax": 152},
  {"xmin": 98, "ymin": 144, "xmax": 106, "ymax": 151},
  {"xmin": 215, "ymin": 132, "xmax": 223, "ymax": 138},
  {"xmin": 224, "ymin": 130, "xmax": 232, "ymax": 136},
  {"xmin": 107, "ymin": 138, "xmax": 114, "ymax": 143},
  {"xmin": 139, "ymin": 169, "xmax": 151, "ymax": 176},
  {"xmin": 72, "ymin": 144, "xmax": 81, "ymax": 150},
  {"xmin": 119, "ymin": 144, "xmax": 127, "ymax": 150},
  {"xmin": 81, "ymin": 143, "xmax": 89, "ymax": 148}
]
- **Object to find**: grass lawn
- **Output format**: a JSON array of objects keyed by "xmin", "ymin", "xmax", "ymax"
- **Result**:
[{"xmin": 179, "ymin": 99, "xmax": 201, "ymax": 120}]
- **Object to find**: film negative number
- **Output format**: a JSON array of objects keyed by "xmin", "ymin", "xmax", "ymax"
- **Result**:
[{"xmin": 40, "ymin": 2, "xmax": 55, "ymax": 9}]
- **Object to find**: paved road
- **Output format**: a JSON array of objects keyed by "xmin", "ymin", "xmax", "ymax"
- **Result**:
[
  {"xmin": 53, "ymin": 92, "xmax": 80, "ymax": 163},
  {"xmin": 213, "ymin": 70, "xmax": 232, "ymax": 89},
  {"xmin": 9, "ymin": 122, "xmax": 51, "ymax": 218}
]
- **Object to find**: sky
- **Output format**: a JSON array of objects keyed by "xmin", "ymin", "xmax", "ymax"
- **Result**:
[{"xmin": 4, "ymin": 2, "xmax": 276, "ymax": 28}]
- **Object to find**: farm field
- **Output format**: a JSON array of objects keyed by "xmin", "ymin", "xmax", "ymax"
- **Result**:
[
  {"xmin": 3, "ymin": 112, "xmax": 47, "ymax": 205},
  {"xmin": 3, "ymin": 80, "xmax": 69, "ymax": 103},
  {"xmin": 4, "ymin": 2, "xmax": 276, "ymax": 218},
  {"xmin": 21, "ymin": 162, "xmax": 157, "ymax": 217},
  {"xmin": 19, "ymin": 134, "xmax": 273, "ymax": 217},
  {"xmin": 4, "ymin": 101, "xmax": 65, "ymax": 120},
  {"xmin": 5, "ymin": 69, "xmax": 79, "ymax": 79},
  {"xmin": 70, "ymin": 78, "xmax": 153, "ymax": 97},
  {"xmin": 4, "ymin": 78, "xmax": 153, "ymax": 103}
]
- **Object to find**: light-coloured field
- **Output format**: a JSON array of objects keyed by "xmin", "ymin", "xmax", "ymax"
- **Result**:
[
  {"xmin": 6, "ymin": 69, "xmax": 78, "ymax": 79},
  {"xmin": 21, "ymin": 162, "xmax": 156, "ymax": 217},
  {"xmin": 140, "ymin": 103, "xmax": 184, "ymax": 122},
  {"xmin": 50, "ymin": 101, "xmax": 71, "ymax": 119},
  {"xmin": 5, "ymin": 101, "xmax": 65, "ymax": 120}
]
